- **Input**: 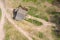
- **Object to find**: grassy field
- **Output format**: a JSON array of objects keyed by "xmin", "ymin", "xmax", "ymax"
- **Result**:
[
  {"xmin": 31, "ymin": 31, "xmax": 49, "ymax": 40},
  {"xmin": 4, "ymin": 0, "xmax": 59, "ymax": 40},
  {"xmin": 28, "ymin": 6, "xmax": 48, "ymax": 21},
  {"xmin": 4, "ymin": 21, "xmax": 28, "ymax": 40},
  {"xmin": 5, "ymin": 0, "xmax": 50, "ymax": 21}
]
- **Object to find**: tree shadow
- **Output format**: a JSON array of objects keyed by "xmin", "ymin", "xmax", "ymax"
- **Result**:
[
  {"xmin": 49, "ymin": 11, "xmax": 60, "ymax": 37},
  {"xmin": 49, "ymin": 12, "xmax": 60, "ymax": 24},
  {"xmin": 52, "ymin": 0, "xmax": 60, "ymax": 8}
]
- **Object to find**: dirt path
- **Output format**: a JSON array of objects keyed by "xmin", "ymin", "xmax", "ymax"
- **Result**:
[
  {"xmin": 27, "ymin": 15, "xmax": 55, "ymax": 26},
  {"xmin": 0, "ymin": 1, "xmax": 56, "ymax": 40},
  {"xmin": 7, "ymin": 7, "xmax": 56, "ymax": 40},
  {"xmin": 28, "ymin": 15, "xmax": 55, "ymax": 40},
  {"xmin": 0, "ymin": 9, "xmax": 5, "ymax": 40},
  {"xmin": 0, "ymin": 1, "xmax": 5, "ymax": 40},
  {"xmin": 0, "ymin": 1, "xmax": 33, "ymax": 40}
]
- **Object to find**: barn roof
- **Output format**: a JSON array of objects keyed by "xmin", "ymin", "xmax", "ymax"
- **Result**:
[{"xmin": 14, "ymin": 6, "xmax": 28, "ymax": 21}]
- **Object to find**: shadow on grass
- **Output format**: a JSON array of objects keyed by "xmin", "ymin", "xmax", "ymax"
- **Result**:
[{"xmin": 52, "ymin": 0, "xmax": 60, "ymax": 8}]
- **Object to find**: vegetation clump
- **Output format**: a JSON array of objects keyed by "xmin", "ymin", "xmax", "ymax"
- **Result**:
[{"xmin": 25, "ymin": 19, "xmax": 43, "ymax": 26}]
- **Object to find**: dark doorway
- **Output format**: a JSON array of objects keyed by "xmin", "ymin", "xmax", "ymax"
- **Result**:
[{"xmin": 13, "ymin": 9, "xmax": 17, "ymax": 19}]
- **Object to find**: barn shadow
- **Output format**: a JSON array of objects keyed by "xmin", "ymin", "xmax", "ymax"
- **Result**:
[{"xmin": 13, "ymin": 9, "xmax": 17, "ymax": 19}]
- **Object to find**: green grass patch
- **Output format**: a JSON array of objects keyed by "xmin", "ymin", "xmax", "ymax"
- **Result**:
[
  {"xmin": 38, "ymin": 32, "xmax": 44, "ymax": 38},
  {"xmin": 28, "ymin": 6, "xmax": 38, "ymax": 17},
  {"xmin": 4, "ymin": 21, "xmax": 28, "ymax": 40},
  {"xmin": 22, "ymin": 0, "xmax": 37, "ymax": 3},
  {"xmin": 25, "ymin": 19, "xmax": 43, "ymax": 26},
  {"xmin": 28, "ymin": 6, "xmax": 48, "ymax": 21},
  {"xmin": 35, "ymin": 14, "xmax": 48, "ymax": 21},
  {"xmin": 32, "ymin": 32, "xmax": 44, "ymax": 40},
  {"xmin": 33, "ymin": 31, "xmax": 44, "ymax": 38},
  {"xmin": 41, "ymin": 0, "xmax": 46, "ymax": 2},
  {"xmin": 47, "ymin": 0, "xmax": 54, "ymax": 3}
]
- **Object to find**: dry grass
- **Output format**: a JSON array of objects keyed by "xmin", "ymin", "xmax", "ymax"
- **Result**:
[
  {"xmin": 4, "ymin": 20, "xmax": 28, "ymax": 40},
  {"xmin": 4, "ymin": 0, "xmax": 59, "ymax": 40},
  {"xmin": 0, "ymin": 9, "xmax": 2, "ymax": 20}
]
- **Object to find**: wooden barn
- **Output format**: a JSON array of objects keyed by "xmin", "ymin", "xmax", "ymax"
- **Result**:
[{"xmin": 13, "ymin": 5, "xmax": 28, "ymax": 21}]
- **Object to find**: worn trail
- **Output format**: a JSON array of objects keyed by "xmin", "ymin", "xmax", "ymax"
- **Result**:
[
  {"xmin": 0, "ymin": 1, "xmax": 5, "ymax": 40},
  {"xmin": 0, "ymin": 1, "xmax": 33, "ymax": 40}
]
